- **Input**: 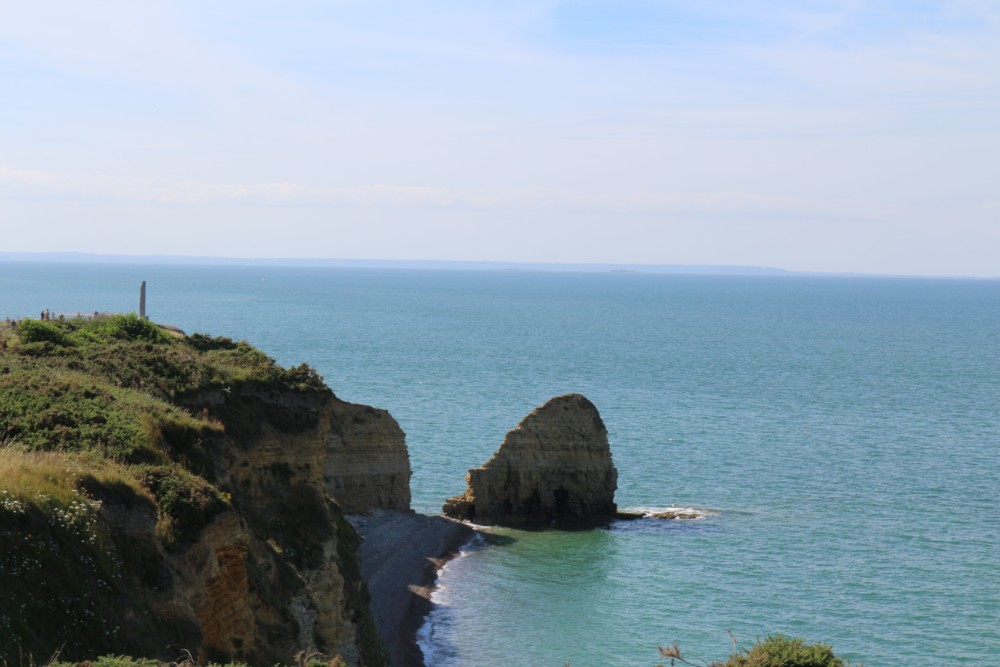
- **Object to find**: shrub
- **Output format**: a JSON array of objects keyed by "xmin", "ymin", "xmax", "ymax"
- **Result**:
[
  {"xmin": 658, "ymin": 634, "xmax": 861, "ymax": 667},
  {"xmin": 91, "ymin": 314, "xmax": 172, "ymax": 344},
  {"xmin": 728, "ymin": 634, "xmax": 848, "ymax": 667},
  {"xmin": 282, "ymin": 362, "xmax": 326, "ymax": 392},
  {"xmin": 0, "ymin": 370, "xmax": 169, "ymax": 464},
  {"xmin": 136, "ymin": 465, "xmax": 229, "ymax": 544},
  {"xmin": 185, "ymin": 333, "xmax": 240, "ymax": 352},
  {"xmin": 17, "ymin": 319, "xmax": 72, "ymax": 347}
]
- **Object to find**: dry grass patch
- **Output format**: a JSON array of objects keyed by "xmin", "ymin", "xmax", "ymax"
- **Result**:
[{"xmin": 0, "ymin": 448, "xmax": 150, "ymax": 510}]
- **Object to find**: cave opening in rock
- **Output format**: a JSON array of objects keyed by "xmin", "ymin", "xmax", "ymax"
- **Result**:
[{"xmin": 553, "ymin": 487, "xmax": 570, "ymax": 515}]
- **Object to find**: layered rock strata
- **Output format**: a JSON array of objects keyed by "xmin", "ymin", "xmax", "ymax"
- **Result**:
[
  {"xmin": 443, "ymin": 393, "xmax": 617, "ymax": 525},
  {"xmin": 163, "ymin": 385, "xmax": 412, "ymax": 665},
  {"xmin": 325, "ymin": 399, "xmax": 411, "ymax": 514}
]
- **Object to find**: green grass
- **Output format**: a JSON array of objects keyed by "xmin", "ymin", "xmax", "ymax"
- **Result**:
[{"xmin": 2, "ymin": 315, "xmax": 325, "ymax": 401}]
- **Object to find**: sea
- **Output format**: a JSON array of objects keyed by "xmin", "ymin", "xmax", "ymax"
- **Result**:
[{"xmin": 2, "ymin": 260, "xmax": 998, "ymax": 666}]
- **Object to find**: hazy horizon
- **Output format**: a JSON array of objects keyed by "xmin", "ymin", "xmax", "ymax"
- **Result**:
[
  {"xmin": 4, "ymin": 250, "xmax": 998, "ymax": 280},
  {"xmin": 2, "ymin": 2, "xmax": 998, "ymax": 277}
]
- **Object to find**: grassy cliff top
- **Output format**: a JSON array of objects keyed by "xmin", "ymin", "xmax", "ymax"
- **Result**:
[
  {"xmin": 0, "ymin": 314, "xmax": 328, "ymax": 532},
  {"xmin": 0, "ymin": 314, "xmax": 325, "ymax": 462}
]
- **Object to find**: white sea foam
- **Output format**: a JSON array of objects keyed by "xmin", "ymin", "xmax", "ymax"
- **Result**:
[
  {"xmin": 418, "ymin": 594, "xmax": 461, "ymax": 666},
  {"xmin": 415, "ymin": 617, "xmax": 438, "ymax": 666},
  {"xmin": 624, "ymin": 506, "xmax": 719, "ymax": 519},
  {"xmin": 417, "ymin": 532, "xmax": 484, "ymax": 665}
]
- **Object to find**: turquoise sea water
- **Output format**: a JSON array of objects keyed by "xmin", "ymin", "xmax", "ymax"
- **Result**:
[{"xmin": 2, "ymin": 262, "xmax": 998, "ymax": 666}]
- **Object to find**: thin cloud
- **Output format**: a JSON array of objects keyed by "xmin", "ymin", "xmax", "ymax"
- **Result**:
[{"xmin": 0, "ymin": 167, "xmax": 801, "ymax": 214}]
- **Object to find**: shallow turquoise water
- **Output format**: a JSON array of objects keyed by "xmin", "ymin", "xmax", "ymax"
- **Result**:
[{"xmin": 3, "ymin": 262, "xmax": 998, "ymax": 665}]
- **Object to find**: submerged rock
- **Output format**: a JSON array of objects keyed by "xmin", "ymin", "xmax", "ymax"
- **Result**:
[{"xmin": 443, "ymin": 393, "xmax": 617, "ymax": 525}]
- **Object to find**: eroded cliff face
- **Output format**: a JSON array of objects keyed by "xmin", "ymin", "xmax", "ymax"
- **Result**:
[
  {"xmin": 443, "ymin": 393, "xmax": 617, "ymax": 525},
  {"xmin": 167, "ymin": 383, "xmax": 411, "ymax": 665}
]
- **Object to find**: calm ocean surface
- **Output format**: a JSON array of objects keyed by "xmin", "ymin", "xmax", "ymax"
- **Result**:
[{"xmin": 2, "ymin": 261, "xmax": 998, "ymax": 666}]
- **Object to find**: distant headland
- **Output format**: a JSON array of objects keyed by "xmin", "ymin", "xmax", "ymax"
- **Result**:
[{"xmin": 5, "ymin": 251, "xmax": 995, "ymax": 280}]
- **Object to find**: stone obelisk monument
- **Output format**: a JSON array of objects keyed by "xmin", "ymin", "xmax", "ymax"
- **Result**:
[{"xmin": 139, "ymin": 281, "xmax": 147, "ymax": 319}]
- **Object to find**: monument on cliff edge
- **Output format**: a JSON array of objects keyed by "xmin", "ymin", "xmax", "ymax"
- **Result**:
[
  {"xmin": 139, "ymin": 280, "xmax": 147, "ymax": 319},
  {"xmin": 443, "ymin": 393, "xmax": 618, "ymax": 525}
]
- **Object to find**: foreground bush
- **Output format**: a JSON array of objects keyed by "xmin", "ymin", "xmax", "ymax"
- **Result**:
[{"xmin": 659, "ymin": 634, "xmax": 862, "ymax": 667}]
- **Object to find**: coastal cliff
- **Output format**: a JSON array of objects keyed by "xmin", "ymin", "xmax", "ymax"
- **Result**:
[
  {"xmin": 0, "ymin": 316, "xmax": 409, "ymax": 666},
  {"xmin": 173, "ymin": 384, "xmax": 410, "ymax": 665},
  {"xmin": 443, "ymin": 393, "xmax": 617, "ymax": 525}
]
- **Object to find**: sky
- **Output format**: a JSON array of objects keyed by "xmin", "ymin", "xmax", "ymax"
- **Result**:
[{"xmin": 1, "ymin": 1, "xmax": 998, "ymax": 276}]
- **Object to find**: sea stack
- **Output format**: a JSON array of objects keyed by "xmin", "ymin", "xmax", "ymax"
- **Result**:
[{"xmin": 443, "ymin": 393, "xmax": 617, "ymax": 525}]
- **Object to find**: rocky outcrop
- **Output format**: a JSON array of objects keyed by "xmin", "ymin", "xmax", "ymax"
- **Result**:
[{"xmin": 443, "ymin": 393, "xmax": 617, "ymax": 525}]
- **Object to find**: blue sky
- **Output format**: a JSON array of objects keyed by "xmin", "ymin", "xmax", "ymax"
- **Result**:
[{"xmin": 1, "ymin": 1, "xmax": 998, "ymax": 275}]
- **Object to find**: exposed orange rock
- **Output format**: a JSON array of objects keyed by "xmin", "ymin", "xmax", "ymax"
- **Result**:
[{"xmin": 193, "ymin": 514, "xmax": 255, "ymax": 657}]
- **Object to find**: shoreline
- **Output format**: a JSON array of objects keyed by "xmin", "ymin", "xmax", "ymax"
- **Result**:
[{"xmin": 348, "ymin": 510, "xmax": 476, "ymax": 667}]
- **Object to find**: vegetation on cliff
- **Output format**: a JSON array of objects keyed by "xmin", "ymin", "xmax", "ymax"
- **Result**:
[
  {"xmin": 0, "ymin": 315, "xmax": 383, "ymax": 666},
  {"xmin": 0, "ymin": 315, "xmax": 321, "ymax": 539}
]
